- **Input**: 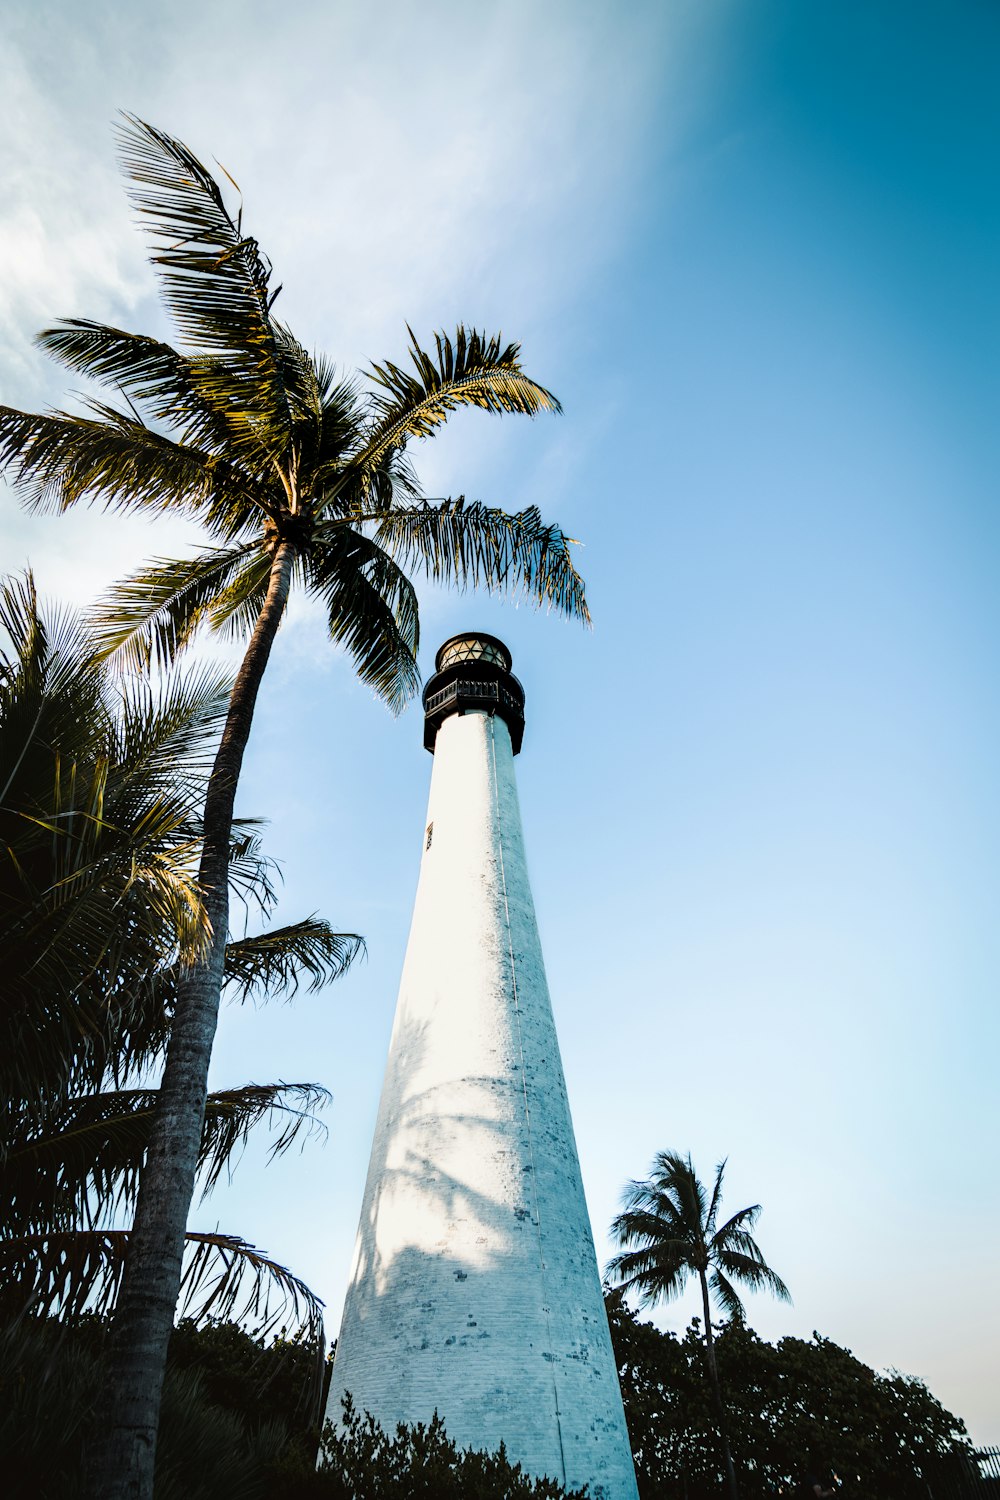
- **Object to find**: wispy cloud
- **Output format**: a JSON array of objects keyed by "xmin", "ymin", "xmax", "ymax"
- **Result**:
[{"xmin": 0, "ymin": 0, "xmax": 683, "ymax": 602}]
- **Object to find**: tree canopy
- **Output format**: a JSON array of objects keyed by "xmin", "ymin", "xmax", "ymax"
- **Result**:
[{"xmin": 606, "ymin": 1291, "xmax": 969, "ymax": 1500}]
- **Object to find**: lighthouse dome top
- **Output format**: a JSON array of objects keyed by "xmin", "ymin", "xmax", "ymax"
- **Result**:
[
  {"xmin": 422, "ymin": 632, "xmax": 525, "ymax": 754},
  {"xmin": 434, "ymin": 633, "xmax": 513, "ymax": 674}
]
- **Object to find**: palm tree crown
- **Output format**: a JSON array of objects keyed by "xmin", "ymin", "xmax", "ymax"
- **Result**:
[
  {"xmin": 0, "ymin": 116, "xmax": 587, "ymax": 694},
  {"xmin": 607, "ymin": 1150, "xmax": 790, "ymax": 1322}
]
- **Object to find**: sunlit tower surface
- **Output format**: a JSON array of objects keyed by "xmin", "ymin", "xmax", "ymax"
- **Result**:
[{"xmin": 327, "ymin": 633, "xmax": 638, "ymax": 1499}]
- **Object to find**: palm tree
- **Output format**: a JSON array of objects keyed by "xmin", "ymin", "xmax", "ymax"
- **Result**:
[
  {"xmin": 0, "ymin": 570, "xmax": 215, "ymax": 1110},
  {"xmin": 606, "ymin": 1151, "xmax": 790, "ymax": 1500},
  {"xmin": 0, "ymin": 574, "xmax": 362, "ymax": 1341},
  {"xmin": 0, "ymin": 117, "xmax": 588, "ymax": 1498}
]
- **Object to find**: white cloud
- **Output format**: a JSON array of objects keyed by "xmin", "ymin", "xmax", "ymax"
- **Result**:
[{"xmin": 0, "ymin": 0, "xmax": 683, "ymax": 605}]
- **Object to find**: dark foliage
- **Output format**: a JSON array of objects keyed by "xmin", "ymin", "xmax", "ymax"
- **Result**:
[
  {"xmin": 0, "ymin": 1319, "xmax": 287, "ymax": 1500},
  {"xmin": 606, "ymin": 1290, "xmax": 969, "ymax": 1500},
  {"xmin": 0, "ymin": 577, "xmax": 361, "ymax": 1341},
  {"xmin": 313, "ymin": 1396, "xmax": 587, "ymax": 1500},
  {"xmin": 168, "ymin": 1317, "xmax": 332, "ymax": 1445},
  {"xmin": 0, "ymin": 1317, "xmax": 583, "ymax": 1499}
]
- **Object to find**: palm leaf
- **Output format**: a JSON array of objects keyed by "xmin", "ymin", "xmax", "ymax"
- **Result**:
[
  {"xmin": 709, "ymin": 1266, "xmax": 747, "ymax": 1323},
  {"xmin": 712, "ymin": 1203, "xmax": 762, "ymax": 1242},
  {"xmin": 362, "ymin": 325, "xmax": 560, "ymax": 472},
  {"xmin": 0, "ymin": 1227, "xmax": 323, "ymax": 1338},
  {"xmin": 223, "ymin": 920, "xmax": 365, "ymax": 1003},
  {"xmin": 370, "ymin": 497, "xmax": 590, "ymax": 621},
  {"xmin": 116, "ymin": 115, "xmax": 292, "ymax": 458},
  {"xmin": 110, "ymin": 664, "xmax": 233, "ymax": 806},
  {"xmin": 604, "ymin": 1244, "xmax": 691, "ymax": 1304},
  {"xmin": 2, "ymin": 1081, "xmax": 329, "ymax": 1230},
  {"xmin": 0, "ymin": 574, "xmax": 108, "ymax": 804},
  {"xmin": 35, "ymin": 321, "xmax": 233, "ymax": 454},
  {"xmin": 705, "ymin": 1158, "xmax": 727, "ymax": 1238},
  {"xmin": 610, "ymin": 1207, "xmax": 688, "ymax": 1250},
  {"xmin": 178, "ymin": 1230, "xmax": 323, "ymax": 1339},
  {"xmin": 88, "ymin": 544, "xmax": 261, "ymax": 668},
  {"xmin": 206, "ymin": 548, "xmax": 275, "ymax": 640},
  {"xmin": 0, "ymin": 580, "xmax": 236, "ymax": 1108},
  {"xmin": 0, "ymin": 1228, "xmax": 133, "ymax": 1320},
  {"xmin": 713, "ymin": 1246, "xmax": 791, "ymax": 1303},
  {"xmin": 196, "ymin": 1081, "xmax": 331, "ymax": 1195},
  {"xmin": 308, "ymin": 529, "xmax": 420, "ymax": 712},
  {"xmin": 0, "ymin": 405, "xmax": 219, "ymax": 516}
]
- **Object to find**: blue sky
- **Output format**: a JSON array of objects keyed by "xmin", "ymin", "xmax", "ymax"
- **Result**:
[{"xmin": 2, "ymin": 0, "xmax": 998, "ymax": 1446}]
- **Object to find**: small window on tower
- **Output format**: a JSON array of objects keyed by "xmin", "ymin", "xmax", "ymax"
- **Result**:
[{"xmin": 425, "ymin": 822, "xmax": 433, "ymax": 850}]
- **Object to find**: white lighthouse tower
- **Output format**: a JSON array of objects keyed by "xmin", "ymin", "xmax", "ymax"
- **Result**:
[{"xmin": 327, "ymin": 634, "xmax": 638, "ymax": 1500}]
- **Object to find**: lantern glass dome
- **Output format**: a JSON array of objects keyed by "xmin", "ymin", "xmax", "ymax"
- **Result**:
[{"xmin": 435, "ymin": 634, "xmax": 512, "ymax": 673}]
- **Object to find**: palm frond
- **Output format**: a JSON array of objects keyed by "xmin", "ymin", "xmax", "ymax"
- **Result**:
[
  {"xmin": 315, "ymin": 369, "xmax": 366, "ymax": 473},
  {"xmin": 271, "ymin": 322, "xmax": 332, "ymax": 426},
  {"xmin": 0, "ymin": 1228, "xmax": 132, "ymax": 1320},
  {"xmin": 676, "ymin": 1152, "xmax": 709, "ymax": 1233},
  {"xmin": 2, "ymin": 1081, "xmax": 329, "ymax": 1231},
  {"xmin": 35, "ymin": 321, "xmax": 232, "ymax": 451},
  {"xmin": 224, "ymin": 825, "xmax": 279, "ymax": 922},
  {"xmin": 224, "ymin": 920, "xmax": 364, "ymax": 1003},
  {"xmin": 109, "ymin": 827, "xmax": 337, "ymax": 1066},
  {"xmin": 362, "ymin": 325, "xmax": 560, "ymax": 472},
  {"xmin": 206, "ymin": 549, "xmax": 274, "ymax": 641},
  {"xmin": 178, "ymin": 1230, "xmax": 323, "ymax": 1339},
  {"xmin": 0, "ymin": 573, "xmax": 108, "ymax": 803},
  {"xmin": 705, "ymin": 1158, "xmax": 727, "ymax": 1239},
  {"xmin": 713, "ymin": 1246, "xmax": 792, "ymax": 1304},
  {"xmin": 370, "ymin": 497, "xmax": 590, "ymax": 622},
  {"xmin": 87, "ymin": 544, "xmax": 260, "ymax": 668},
  {"xmin": 110, "ymin": 664, "xmax": 233, "ymax": 804},
  {"xmin": 0, "ymin": 1227, "xmax": 324, "ymax": 1338},
  {"xmin": 0, "ymin": 579, "xmax": 227, "ymax": 1106},
  {"xmin": 604, "ymin": 1244, "xmax": 691, "ymax": 1306},
  {"xmin": 0, "ymin": 405, "xmax": 220, "ymax": 516},
  {"xmin": 709, "ymin": 1266, "xmax": 747, "ymax": 1324},
  {"xmin": 308, "ymin": 529, "xmax": 420, "ymax": 713},
  {"xmin": 197, "ymin": 1081, "xmax": 331, "ymax": 1195},
  {"xmin": 610, "ymin": 1205, "xmax": 688, "ymax": 1250},
  {"xmin": 2, "ymin": 813, "xmax": 210, "ymax": 1098},
  {"xmin": 712, "ymin": 1203, "xmax": 762, "ymax": 1242},
  {"xmin": 116, "ymin": 115, "xmax": 292, "ymax": 458}
]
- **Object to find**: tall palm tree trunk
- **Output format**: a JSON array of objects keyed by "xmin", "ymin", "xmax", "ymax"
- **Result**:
[
  {"xmin": 83, "ymin": 541, "xmax": 297, "ymax": 1500},
  {"xmin": 699, "ymin": 1269, "xmax": 740, "ymax": 1500}
]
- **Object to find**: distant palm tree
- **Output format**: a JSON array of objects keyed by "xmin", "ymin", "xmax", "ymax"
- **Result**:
[
  {"xmin": 606, "ymin": 1151, "xmax": 790, "ymax": 1500},
  {"xmin": 0, "ymin": 116, "xmax": 587, "ymax": 1499}
]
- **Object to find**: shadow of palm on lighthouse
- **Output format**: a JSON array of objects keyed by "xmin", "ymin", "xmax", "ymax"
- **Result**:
[
  {"xmin": 329, "ymin": 636, "xmax": 639, "ymax": 1500},
  {"xmin": 347, "ymin": 1011, "xmax": 523, "ymax": 1298}
]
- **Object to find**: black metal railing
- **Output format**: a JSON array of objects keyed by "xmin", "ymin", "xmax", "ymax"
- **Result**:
[
  {"xmin": 926, "ymin": 1447, "xmax": 1000, "ymax": 1499},
  {"xmin": 423, "ymin": 678, "xmax": 523, "ymax": 716},
  {"xmin": 422, "ymin": 673, "xmax": 526, "ymax": 753}
]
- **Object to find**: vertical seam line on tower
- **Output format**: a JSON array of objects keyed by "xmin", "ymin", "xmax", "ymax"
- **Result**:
[{"xmin": 488, "ymin": 715, "xmax": 568, "ymax": 1488}]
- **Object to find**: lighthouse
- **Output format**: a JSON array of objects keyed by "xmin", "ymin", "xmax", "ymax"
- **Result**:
[{"xmin": 327, "ymin": 634, "xmax": 638, "ymax": 1500}]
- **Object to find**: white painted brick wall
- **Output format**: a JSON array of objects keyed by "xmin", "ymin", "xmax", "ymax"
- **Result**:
[{"xmin": 327, "ymin": 709, "xmax": 639, "ymax": 1500}]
